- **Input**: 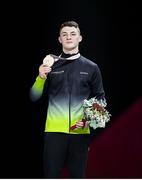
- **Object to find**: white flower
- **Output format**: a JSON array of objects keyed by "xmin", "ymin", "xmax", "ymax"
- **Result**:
[{"xmin": 83, "ymin": 97, "xmax": 111, "ymax": 130}]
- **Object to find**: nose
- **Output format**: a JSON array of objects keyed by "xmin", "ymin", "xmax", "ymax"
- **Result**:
[{"xmin": 66, "ymin": 34, "xmax": 71, "ymax": 39}]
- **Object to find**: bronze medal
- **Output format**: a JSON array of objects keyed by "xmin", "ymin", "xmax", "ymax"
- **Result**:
[{"xmin": 43, "ymin": 55, "xmax": 55, "ymax": 67}]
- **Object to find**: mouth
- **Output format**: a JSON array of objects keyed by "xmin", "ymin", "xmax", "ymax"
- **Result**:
[{"xmin": 66, "ymin": 41, "xmax": 73, "ymax": 44}]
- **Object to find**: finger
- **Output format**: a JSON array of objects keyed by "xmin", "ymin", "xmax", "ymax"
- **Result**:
[{"xmin": 76, "ymin": 122, "xmax": 84, "ymax": 128}]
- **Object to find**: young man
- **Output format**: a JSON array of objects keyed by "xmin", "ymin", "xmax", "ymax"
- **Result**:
[{"xmin": 30, "ymin": 21, "xmax": 105, "ymax": 178}]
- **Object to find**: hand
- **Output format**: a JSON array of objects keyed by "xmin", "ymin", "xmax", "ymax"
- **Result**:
[
  {"xmin": 75, "ymin": 120, "xmax": 89, "ymax": 129},
  {"xmin": 39, "ymin": 64, "xmax": 52, "ymax": 79}
]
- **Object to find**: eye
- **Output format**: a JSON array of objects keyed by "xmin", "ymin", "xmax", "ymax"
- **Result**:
[
  {"xmin": 71, "ymin": 33, "xmax": 76, "ymax": 36},
  {"xmin": 62, "ymin": 33, "xmax": 67, "ymax": 37}
]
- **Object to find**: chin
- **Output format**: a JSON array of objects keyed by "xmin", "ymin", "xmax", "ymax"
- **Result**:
[{"xmin": 64, "ymin": 46, "xmax": 76, "ymax": 51}]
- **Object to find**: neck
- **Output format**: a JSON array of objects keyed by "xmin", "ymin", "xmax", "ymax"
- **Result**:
[
  {"xmin": 61, "ymin": 51, "xmax": 79, "ymax": 58},
  {"xmin": 62, "ymin": 48, "xmax": 79, "ymax": 55}
]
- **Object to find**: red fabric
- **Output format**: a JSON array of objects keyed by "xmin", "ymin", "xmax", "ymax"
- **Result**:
[{"xmin": 63, "ymin": 97, "xmax": 142, "ymax": 178}]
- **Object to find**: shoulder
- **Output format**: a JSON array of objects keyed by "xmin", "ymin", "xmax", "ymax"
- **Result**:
[{"xmin": 79, "ymin": 55, "xmax": 99, "ymax": 68}]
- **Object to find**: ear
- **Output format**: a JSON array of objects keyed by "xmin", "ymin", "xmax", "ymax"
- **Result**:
[
  {"xmin": 79, "ymin": 35, "xmax": 82, "ymax": 42},
  {"xmin": 58, "ymin": 36, "xmax": 62, "ymax": 43}
]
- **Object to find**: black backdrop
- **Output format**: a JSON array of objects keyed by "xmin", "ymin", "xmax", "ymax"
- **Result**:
[{"xmin": 1, "ymin": 0, "xmax": 142, "ymax": 178}]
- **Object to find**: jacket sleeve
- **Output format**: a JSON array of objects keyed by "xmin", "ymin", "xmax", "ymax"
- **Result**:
[
  {"xmin": 29, "ymin": 76, "xmax": 46, "ymax": 102},
  {"xmin": 90, "ymin": 64, "xmax": 105, "ymax": 100}
]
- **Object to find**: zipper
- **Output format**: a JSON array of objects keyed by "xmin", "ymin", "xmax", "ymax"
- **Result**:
[
  {"xmin": 68, "ymin": 71, "xmax": 72, "ymax": 133},
  {"xmin": 69, "ymin": 92, "xmax": 71, "ymax": 133}
]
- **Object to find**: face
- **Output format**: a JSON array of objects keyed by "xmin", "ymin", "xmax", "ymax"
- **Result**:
[{"xmin": 58, "ymin": 26, "xmax": 82, "ymax": 53}]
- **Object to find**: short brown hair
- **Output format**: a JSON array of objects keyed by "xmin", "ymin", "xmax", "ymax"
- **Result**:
[{"xmin": 59, "ymin": 21, "xmax": 80, "ymax": 34}]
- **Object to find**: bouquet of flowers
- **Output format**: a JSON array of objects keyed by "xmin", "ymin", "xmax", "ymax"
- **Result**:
[
  {"xmin": 70, "ymin": 97, "xmax": 111, "ymax": 131},
  {"xmin": 83, "ymin": 97, "xmax": 111, "ymax": 129}
]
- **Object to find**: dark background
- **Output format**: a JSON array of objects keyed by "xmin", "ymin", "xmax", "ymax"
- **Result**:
[{"xmin": 1, "ymin": 0, "xmax": 142, "ymax": 178}]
